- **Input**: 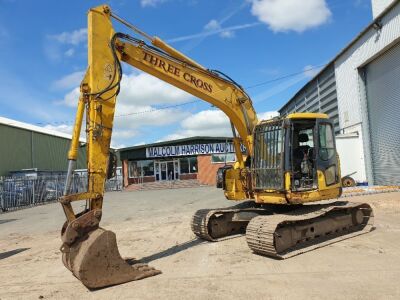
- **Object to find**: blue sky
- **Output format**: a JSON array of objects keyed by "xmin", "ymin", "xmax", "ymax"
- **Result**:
[{"xmin": 0, "ymin": 0, "xmax": 373, "ymax": 148}]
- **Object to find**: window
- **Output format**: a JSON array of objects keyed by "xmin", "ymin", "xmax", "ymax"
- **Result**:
[
  {"xmin": 188, "ymin": 157, "xmax": 198, "ymax": 173},
  {"xmin": 179, "ymin": 158, "xmax": 189, "ymax": 174},
  {"xmin": 319, "ymin": 124, "xmax": 335, "ymax": 161},
  {"xmin": 179, "ymin": 157, "xmax": 198, "ymax": 174},
  {"xmin": 253, "ymin": 121, "xmax": 283, "ymax": 189},
  {"xmin": 141, "ymin": 160, "xmax": 154, "ymax": 176},
  {"xmin": 211, "ymin": 153, "xmax": 236, "ymax": 164},
  {"xmin": 128, "ymin": 161, "xmax": 140, "ymax": 178},
  {"xmin": 298, "ymin": 128, "xmax": 314, "ymax": 147},
  {"xmin": 128, "ymin": 160, "xmax": 155, "ymax": 178}
]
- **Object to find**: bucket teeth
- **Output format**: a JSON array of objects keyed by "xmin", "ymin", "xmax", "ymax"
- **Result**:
[{"xmin": 62, "ymin": 228, "xmax": 161, "ymax": 289}]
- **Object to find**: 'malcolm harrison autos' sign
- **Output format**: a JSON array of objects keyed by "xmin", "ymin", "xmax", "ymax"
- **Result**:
[{"xmin": 146, "ymin": 142, "xmax": 245, "ymax": 158}]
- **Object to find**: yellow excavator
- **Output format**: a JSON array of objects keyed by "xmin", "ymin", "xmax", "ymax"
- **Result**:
[{"xmin": 59, "ymin": 5, "xmax": 374, "ymax": 289}]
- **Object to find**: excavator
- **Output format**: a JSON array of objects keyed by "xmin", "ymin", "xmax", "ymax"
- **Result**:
[{"xmin": 59, "ymin": 5, "xmax": 374, "ymax": 289}]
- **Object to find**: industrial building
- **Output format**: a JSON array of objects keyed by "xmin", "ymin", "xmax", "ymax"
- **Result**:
[
  {"xmin": 0, "ymin": 117, "xmax": 87, "ymax": 176},
  {"xmin": 119, "ymin": 137, "xmax": 237, "ymax": 187},
  {"xmin": 280, "ymin": 0, "xmax": 400, "ymax": 185}
]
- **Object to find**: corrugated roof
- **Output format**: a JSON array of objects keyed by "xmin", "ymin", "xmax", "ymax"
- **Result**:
[{"xmin": 0, "ymin": 116, "xmax": 86, "ymax": 142}]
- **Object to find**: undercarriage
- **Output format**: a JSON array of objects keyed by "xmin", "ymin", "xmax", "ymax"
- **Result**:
[{"xmin": 191, "ymin": 201, "xmax": 374, "ymax": 258}]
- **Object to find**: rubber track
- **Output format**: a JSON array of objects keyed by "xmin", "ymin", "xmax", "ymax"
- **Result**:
[
  {"xmin": 246, "ymin": 201, "xmax": 374, "ymax": 259},
  {"xmin": 191, "ymin": 201, "xmax": 264, "ymax": 242}
]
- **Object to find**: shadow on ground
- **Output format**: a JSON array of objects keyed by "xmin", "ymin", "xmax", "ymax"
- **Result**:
[
  {"xmin": 0, "ymin": 248, "xmax": 30, "ymax": 260},
  {"xmin": 0, "ymin": 219, "xmax": 18, "ymax": 225},
  {"xmin": 126, "ymin": 239, "xmax": 205, "ymax": 264}
]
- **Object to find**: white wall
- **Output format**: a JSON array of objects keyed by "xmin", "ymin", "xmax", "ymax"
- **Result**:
[
  {"xmin": 372, "ymin": 0, "xmax": 395, "ymax": 18},
  {"xmin": 336, "ymin": 128, "xmax": 366, "ymax": 183}
]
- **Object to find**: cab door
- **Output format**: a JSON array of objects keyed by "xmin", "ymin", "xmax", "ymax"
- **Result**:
[{"xmin": 316, "ymin": 120, "xmax": 341, "ymax": 188}]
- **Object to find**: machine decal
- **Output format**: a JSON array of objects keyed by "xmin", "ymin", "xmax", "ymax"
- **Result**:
[{"xmin": 143, "ymin": 52, "xmax": 213, "ymax": 93}]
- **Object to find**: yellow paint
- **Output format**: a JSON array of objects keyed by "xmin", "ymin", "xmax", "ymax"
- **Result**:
[
  {"xmin": 255, "ymin": 192, "xmax": 287, "ymax": 204},
  {"xmin": 287, "ymin": 112, "xmax": 328, "ymax": 119}
]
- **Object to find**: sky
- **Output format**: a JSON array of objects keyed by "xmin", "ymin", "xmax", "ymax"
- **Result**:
[{"xmin": 0, "ymin": 0, "xmax": 373, "ymax": 148}]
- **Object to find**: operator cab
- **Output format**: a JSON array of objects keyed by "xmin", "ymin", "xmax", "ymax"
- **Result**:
[
  {"xmin": 252, "ymin": 113, "xmax": 340, "ymax": 193},
  {"xmin": 291, "ymin": 121, "xmax": 316, "ymax": 190}
]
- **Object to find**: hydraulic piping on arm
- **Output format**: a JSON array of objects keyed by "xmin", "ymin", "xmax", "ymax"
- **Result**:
[{"xmin": 59, "ymin": 4, "xmax": 258, "ymax": 288}]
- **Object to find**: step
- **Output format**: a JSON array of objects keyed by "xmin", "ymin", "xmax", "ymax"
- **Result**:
[{"xmin": 124, "ymin": 179, "xmax": 204, "ymax": 191}]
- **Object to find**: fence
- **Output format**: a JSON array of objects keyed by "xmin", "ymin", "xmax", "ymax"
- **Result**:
[{"xmin": 0, "ymin": 174, "xmax": 123, "ymax": 212}]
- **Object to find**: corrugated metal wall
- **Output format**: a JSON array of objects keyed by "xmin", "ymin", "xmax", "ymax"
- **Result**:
[
  {"xmin": 0, "ymin": 124, "xmax": 87, "ymax": 176},
  {"xmin": 279, "ymin": 63, "xmax": 340, "ymax": 133},
  {"xmin": 365, "ymin": 42, "xmax": 400, "ymax": 185},
  {"xmin": 0, "ymin": 125, "xmax": 32, "ymax": 175}
]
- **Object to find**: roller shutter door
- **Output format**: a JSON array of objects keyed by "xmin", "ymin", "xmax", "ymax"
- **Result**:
[{"xmin": 365, "ymin": 43, "xmax": 400, "ymax": 185}]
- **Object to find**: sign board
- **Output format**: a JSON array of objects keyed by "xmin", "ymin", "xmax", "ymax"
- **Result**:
[{"xmin": 146, "ymin": 142, "xmax": 245, "ymax": 158}]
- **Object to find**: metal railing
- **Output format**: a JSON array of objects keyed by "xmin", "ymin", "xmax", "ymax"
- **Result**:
[{"xmin": 0, "ymin": 174, "xmax": 123, "ymax": 212}]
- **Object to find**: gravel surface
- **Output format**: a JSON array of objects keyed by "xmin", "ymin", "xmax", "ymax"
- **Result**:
[{"xmin": 0, "ymin": 187, "xmax": 399, "ymax": 300}]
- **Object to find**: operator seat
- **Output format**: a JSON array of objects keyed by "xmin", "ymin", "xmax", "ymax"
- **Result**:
[{"xmin": 293, "ymin": 133, "xmax": 311, "ymax": 173}]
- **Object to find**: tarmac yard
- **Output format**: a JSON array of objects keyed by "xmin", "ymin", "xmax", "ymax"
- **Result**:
[{"xmin": 0, "ymin": 187, "xmax": 400, "ymax": 300}]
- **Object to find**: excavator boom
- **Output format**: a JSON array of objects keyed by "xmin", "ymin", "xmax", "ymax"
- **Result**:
[{"xmin": 59, "ymin": 4, "xmax": 258, "ymax": 288}]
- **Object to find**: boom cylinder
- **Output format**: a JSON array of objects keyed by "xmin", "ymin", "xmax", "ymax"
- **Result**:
[{"xmin": 64, "ymin": 95, "xmax": 85, "ymax": 196}]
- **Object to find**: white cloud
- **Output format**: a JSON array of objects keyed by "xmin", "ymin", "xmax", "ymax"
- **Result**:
[
  {"xmin": 55, "ymin": 71, "xmax": 194, "ymax": 145},
  {"xmin": 204, "ymin": 20, "xmax": 236, "ymax": 39},
  {"xmin": 114, "ymin": 103, "xmax": 190, "ymax": 129},
  {"xmin": 250, "ymin": 0, "xmax": 331, "ymax": 33},
  {"xmin": 164, "ymin": 109, "xmax": 280, "ymax": 140},
  {"xmin": 175, "ymin": 1, "xmax": 250, "ymax": 50},
  {"xmin": 258, "ymin": 111, "xmax": 279, "ymax": 120},
  {"xmin": 45, "ymin": 28, "xmax": 87, "ymax": 61},
  {"xmin": 43, "ymin": 124, "xmax": 73, "ymax": 136},
  {"xmin": 56, "ymin": 71, "xmax": 193, "ymax": 107},
  {"xmin": 42, "ymin": 124, "xmax": 86, "ymax": 142},
  {"xmin": 113, "ymin": 103, "xmax": 189, "ymax": 145},
  {"xmin": 42, "ymin": 123, "xmax": 132, "ymax": 149},
  {"xmin": 52, "ymin": 70, "xmax": 85, "ymax": 90},
  {"xmin": 118, "ymin": 72, "xmax": 193, "ymax": 106},
  {"xmin": 64, "ymin": 48, "xmax": 75, "ymax": 57},
  {"xmin": 48, "ymin": 28, "xmax": 87, "ymax": 45},
  {"xmin": 140, "ymin": 0, "xmax": 167, "ymax": 7},
  {"xmin": 204, "ymin": 20, "xmax": 221, "ymax": 31},
  {"xmin": 220, "ymin": 30, "xmax": 235, "ymax": 38},
  {"xmin": 113, "ymin": 143, "xmax": 127, "ymax": 149},
  {"xmin": 164, "ymin": 110, "xmax": 232, "ymax": 140},
  {"xmin": 58, "ymin": 87, "xmax": 80, "ymax": 107}
]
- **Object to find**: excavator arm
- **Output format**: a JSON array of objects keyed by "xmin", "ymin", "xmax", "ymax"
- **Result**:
[{"xmin": 59, "ymin": 5, "xmax": 257, "ymax": 289}]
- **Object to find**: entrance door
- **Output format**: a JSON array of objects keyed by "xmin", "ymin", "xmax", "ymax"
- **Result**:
[
  {"xmin": 167, "ymin": 161, "xmax": 174, "ymax": 180},
  {"xmin": 157, "ymin": 160, "xmax": 180, "ymax": 181},
  {"xmin": 160, "ymin": 162, "xmax": 167, "ymax": 180}
]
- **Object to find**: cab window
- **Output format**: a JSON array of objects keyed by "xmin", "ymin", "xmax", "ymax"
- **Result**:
[{"xmin": 319, "ymin": 124, "xmax": 335, "ymax": 161}]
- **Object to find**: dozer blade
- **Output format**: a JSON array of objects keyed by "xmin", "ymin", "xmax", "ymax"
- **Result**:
[{"xmin": 61, "ymin": 228, "xmax": 161, "ymax": 289}]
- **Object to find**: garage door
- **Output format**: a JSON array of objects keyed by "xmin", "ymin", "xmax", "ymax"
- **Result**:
[{"xmin": 365, "ymin": 42, "xmax": 400, "ymax": 185}]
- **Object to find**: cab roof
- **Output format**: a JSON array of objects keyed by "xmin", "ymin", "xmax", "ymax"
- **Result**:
[{"xmin": 286, "ymin": 112, "xmax": 328, "ymax": 119}]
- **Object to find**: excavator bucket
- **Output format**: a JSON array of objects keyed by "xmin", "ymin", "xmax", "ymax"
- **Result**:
[{"xmin": 61, "ymin": 228, "xmax": 161, "ymax": 289}]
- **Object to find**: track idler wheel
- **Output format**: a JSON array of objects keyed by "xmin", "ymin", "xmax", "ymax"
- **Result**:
[{"xmin": 61, "ymin": 228, "xmax": 161, "ymax": 289}]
